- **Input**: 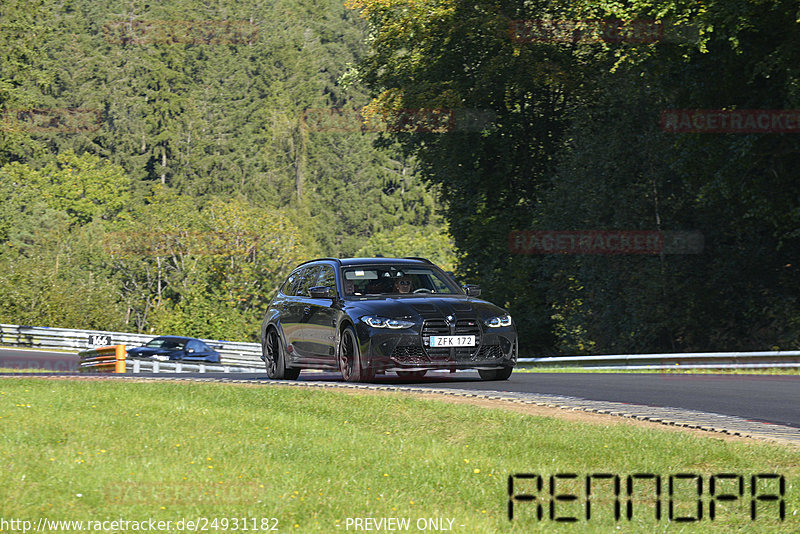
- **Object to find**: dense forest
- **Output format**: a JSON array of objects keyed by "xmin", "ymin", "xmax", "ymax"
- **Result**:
[
  {"xmin": 346, "ymin": 0, "xmax": 800, "ymax": 354},
  {"xmin": 0, "ymin": 0, "xmax": 453, "ymax": 341},
  {"xmin": 1, "ymin": 0, "xmax": 799, "ymax": 354}
]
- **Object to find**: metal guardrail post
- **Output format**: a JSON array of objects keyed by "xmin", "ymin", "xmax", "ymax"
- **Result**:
[{"xmin": 115, "ymin": 345, "xmax": 126, "ymax": 373}]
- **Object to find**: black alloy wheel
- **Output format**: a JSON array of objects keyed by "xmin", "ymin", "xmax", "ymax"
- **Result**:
[
  {"xmin": 339, "ymin": 326, "xmax": 374, "ymax": 382},
  {"xmin": 264, "ymin": 328, "xmax": 300, "ymax": 380}
]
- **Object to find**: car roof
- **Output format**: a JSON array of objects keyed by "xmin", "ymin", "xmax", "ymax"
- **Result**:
[
  {"xmin": 340, "ymin": 257, "xmax": 432, "ymax": 266},
  {"xmin": 152, "ymin": 335, "xmax": 196, "ymax": 342},
  {"xmin": 297, "ymin": 257, "xmax": 434, "ymax": 268}
]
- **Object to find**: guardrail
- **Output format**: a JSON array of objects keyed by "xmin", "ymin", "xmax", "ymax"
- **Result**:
[
  {"xmin": 78, "ymin": 345, "xmax": 127, "ymax": 373},
  {"xmin": 5, "ymin": 323, "xmax": 799, "ymax": 371},
  {"xmin": 1, "ymin": 323, "xmax": 263, "ymax": 369},
  {"xmin": 517, "ymin": 351, "xmax": 800, "ymax": 369}
]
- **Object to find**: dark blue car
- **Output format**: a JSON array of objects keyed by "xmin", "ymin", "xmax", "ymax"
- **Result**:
[{"xmin": 127, "ymin": 336, "xmax": 221, "ymax": 363}]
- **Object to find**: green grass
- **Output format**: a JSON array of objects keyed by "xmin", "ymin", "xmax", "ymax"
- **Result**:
[
  {"xmin": 0, "ymin": 378, "xmax": 797, "ymax": 533},
  {"xmin": 0, "ymin": 367, "xmax": 55, "ymax": 373}
]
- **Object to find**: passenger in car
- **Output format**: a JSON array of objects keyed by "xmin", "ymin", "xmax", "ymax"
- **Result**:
[
  {"xmin": 394, "ymin": 276, "xmax": 413, "ymax": 294},
  {"xmin": 344, "ymin": 279, "xmax": 357, "ymax": 296}
]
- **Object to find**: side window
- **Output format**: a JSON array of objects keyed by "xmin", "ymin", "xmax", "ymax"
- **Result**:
[
  {"xmin": 316, "ymin": 265, "xmax": 335, "ymax": 291},
  {"xmin": 429, "ymin": 274, "xmax": 451, "ymax": 293},
  {"xmin": 295, "ymin": 266, "xmax": 320, "ymax": 297},
  {"xmin": 281, "ymin": 270, "xmax": 302, "ymax": 296},
  {"xmin": 186, "ymin": 340, "xmax": 203, "ymax": 352},
  {"xmin": 163, "ymin": 339, "xmax": 185, "ymax": 350}
]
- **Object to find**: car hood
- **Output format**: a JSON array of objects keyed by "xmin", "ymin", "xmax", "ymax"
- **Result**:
[{"xmin": 346, "ymin": 295, "xmax": 508, "ymax": 323}]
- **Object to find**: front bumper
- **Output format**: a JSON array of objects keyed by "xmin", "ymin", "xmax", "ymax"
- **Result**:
[{"xmin": 356, "ymin": 320, "xmax": 517, "ymax": 373}]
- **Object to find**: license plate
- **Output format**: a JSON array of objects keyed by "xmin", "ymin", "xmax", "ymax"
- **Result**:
[{"xmin": 429, "ymin": 335, "xmax": 475, "ymax": 347}]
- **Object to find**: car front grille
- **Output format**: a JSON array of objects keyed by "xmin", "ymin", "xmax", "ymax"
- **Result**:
[
  {"xmin": 421, "ymin": 319, "xmax": 450, "ymax": 360},
  {"xmin": 390, "ymin": 345, "xmax": 428, "ymax": 364},
  {"xmin": 422, "ymin": 319, "xmax": 482, "ymax": 360},
  {"xmin": 388, "ymin": 319, "xmax": 501, "ymax": 365}
]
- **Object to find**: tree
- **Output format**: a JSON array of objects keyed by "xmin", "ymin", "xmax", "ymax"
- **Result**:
[
  {"xmin": 347, "ymin": 0, "xmax": 800, "ymax": 353},
  {"xmin": 355, "ymin": 223, "xmax": 456, "ymax": 271}
]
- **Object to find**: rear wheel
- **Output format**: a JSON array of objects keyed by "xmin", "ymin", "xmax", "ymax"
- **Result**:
[
  {"xmin": 396, "ymin": 370, "xmax": 427, "ymax": 379},
  {"xmin": 478, "ymin": 366, "xmax": 513, "ymax": 381},
  {"xmin": 339, "ymin": 326, "xmax": 374, "ymax": 382},
  {"xmin": 264, "ymin": 328, "xmax": 300, "ymax": 380}
]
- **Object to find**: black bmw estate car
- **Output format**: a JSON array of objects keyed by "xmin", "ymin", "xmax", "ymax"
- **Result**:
[{"xmin": 260, "ymin": 257, "xmax": 517, "ymax": 382}]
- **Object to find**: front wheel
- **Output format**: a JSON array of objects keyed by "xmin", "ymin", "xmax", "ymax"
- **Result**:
[
  {"xmin": 478, "ymin": 366, "xmax": 513, "ymax": 381},
  {"xmin": 339, "ymin": 326, "xmax": 374, "ymax": 382},
  {"xmin": 264, "ymin": 328, "xmax": 300, "ymax": 380}
]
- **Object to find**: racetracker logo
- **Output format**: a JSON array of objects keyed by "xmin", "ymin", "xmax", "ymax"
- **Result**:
[
  {"xmin": 660, "ymin": 110, "xmax": 800, "ymax": 133},
  {"xmin": 103, "ymin": 230, "xmax": 262, "ymax": 257},
  {"xmin": 508, "ymin": 230, "xmax": 704, "ymax": 255},
  {"xmin": 103, "ymin": 20, "xmax": 259, "ymax": 45},
  {"xmin": 509, "ymin": 19, "xmax": 699, "ymax": 45},
  {"xmin": 0, "ymin": 108, "xmax": 102, "ymax": 133},
  {"xmin": 105, "ymin": 481, "xmax": 262, "ymax": 505},
  {"xmin": 301, "ymin": 107, "xmax": 496, "ymax": 133}
]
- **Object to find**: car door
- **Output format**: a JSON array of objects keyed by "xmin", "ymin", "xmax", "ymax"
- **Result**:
[
  {"xmin": 277, "ymin": 267, "xmax": 305, "ymax": 362},
  {"xmin": 300, "ymin": 264, "xmax": 339, "ymax": 364},
  {"xmin": 285, "ymin": 265, "xmax": 320, "ymax": 362},
  {"xmin": 184, "ymin": 339, "xmax": 217, "ymax": 362},
  {"xmin": 161, "ymin": 338, "xmax": 186, "ymax": 360}
]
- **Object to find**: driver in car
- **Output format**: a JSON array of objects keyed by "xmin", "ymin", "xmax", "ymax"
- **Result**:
[{"xmin": 394, "ymin": 275, "xmax": 413, "ymax": 294}]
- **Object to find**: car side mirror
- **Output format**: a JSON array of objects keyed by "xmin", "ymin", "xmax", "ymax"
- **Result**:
[
  {"xmin": 463, "ymin": 284, "xmax": 481, "ymax": 297},
  {"xmin": 309, "ymin": 286, "xmax": 332, "ymax": 299}
]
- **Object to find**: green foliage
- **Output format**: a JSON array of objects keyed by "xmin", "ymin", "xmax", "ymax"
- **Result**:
[
  {"xmin": 0, "ymin": 0, "xmax": 451, "ymax": 340},
  {"xmin": 0, "ymin": 219, "xmax": 127, "ymax": 330},
  {"xmin": 11, "ymin": 0, "xmax": 798, "ymax": 353},
  {"xmin": 355, "ymin": 223, "xmax": 456, "ymax": 271},
  {"xmin": 0, "ymin": 0, "xmax": 53, "ymax": 165},
  {"xmin": 102, "ymin": 187, "xmax": 313, "ymax": 340},
  {"xmin": 36, "ymin": 151, "xmax": 130, "ymax": 226},
  {"xmin": 148, "ymin": 280, "xmax": 249, "ymax": 341},
  {"xmin": 349, "ymin": 0, "xmax": 800, "ymax": 353}
]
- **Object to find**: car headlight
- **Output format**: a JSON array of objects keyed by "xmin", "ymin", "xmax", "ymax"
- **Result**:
[
  {"xmin": 361, "ymin": 316, "xmax": 415, "ymax": 329},
  {"xmin": 484, "ymin": 314, "xmax": 512, "ymax": 328}
]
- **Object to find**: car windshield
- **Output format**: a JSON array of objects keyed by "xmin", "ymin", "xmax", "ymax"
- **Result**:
[
  {"xmin": 342, "ymin": 265, "xmax": 459, "ymax": 296},
  {"xmin": 144, "ymin": 338, "xmax": 185, "ymax": 350}
]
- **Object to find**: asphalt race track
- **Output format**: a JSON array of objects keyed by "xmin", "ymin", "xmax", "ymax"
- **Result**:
[
  {"xmin": 0, "ymin": 347, "xmax": 79, "ymax": 372},
  {"xmin": 2, "ymin": 347, "xmax": 799, "ymax": 443}
]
